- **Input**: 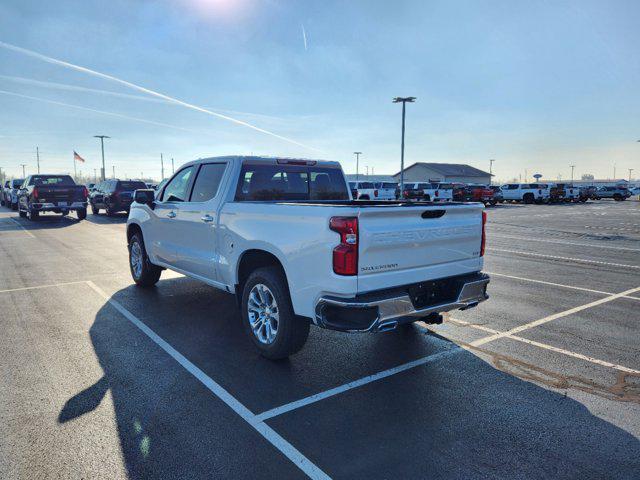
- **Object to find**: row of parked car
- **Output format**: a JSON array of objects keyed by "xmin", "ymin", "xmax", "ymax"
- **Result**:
[
  {"xmin": 348, "ymin": 180, "xmax": 636, "ymax": 205},
  {"xmin": 0, "ymin": 175, "xmax": 158, "ymax": 220}
]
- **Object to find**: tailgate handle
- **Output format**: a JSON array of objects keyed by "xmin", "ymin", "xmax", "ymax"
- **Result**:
[{"xmin": 421, "ymin": 210, "xmax": 446, "ymax": 219}]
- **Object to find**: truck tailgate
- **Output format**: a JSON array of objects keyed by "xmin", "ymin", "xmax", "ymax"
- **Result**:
[
  {"xmin": 357, "ymin": 204, "xmax": 483, "ymax": 293},
  {"xmin": 37, "ymin": 186, "xmax": 84, "ymax": 203}
]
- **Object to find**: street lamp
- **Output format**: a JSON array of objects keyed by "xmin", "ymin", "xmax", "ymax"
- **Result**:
[
  {"xmin": 629, "ymin": 168, "xmax": 634, "ymax": 183},
  {"xmin": 353, "ymin": 152, "xmax": 362, "ymax": 183},
  {"xmin": 20, "ymin": 164, "xmax": 27, "ymax": 177},
  {"xmin": 570, "ymin": 165, "xmax": 575, "ymax": 182},
  {"xmin": 489, "ymin": 159, "xmax": 495, "ymax": 184},
  {"xmin": 393, "ymin": 96, "xmax": 416, "ymax": 197},
  {"xmin": 94, "ymin": 135, "xmax": 110, "ymax": 181}
]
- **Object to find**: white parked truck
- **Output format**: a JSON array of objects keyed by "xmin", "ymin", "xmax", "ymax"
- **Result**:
[
  {"xmin": 500, "ymin": 183, "xmax": 550, "ymax": 203},
  {"xmin": 127, "ymin": 156, "xmax": 490, "ymax": 358}
]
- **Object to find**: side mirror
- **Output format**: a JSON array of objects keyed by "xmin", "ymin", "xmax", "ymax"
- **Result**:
[{"xmin": 134, "ymin": 189, "xmax": 155, "ymax": 209}]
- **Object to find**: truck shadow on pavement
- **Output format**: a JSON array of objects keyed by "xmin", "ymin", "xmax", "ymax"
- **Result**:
[{"xmin": 59, "ymin": 278, "xmax": 640, "ymax": 479}]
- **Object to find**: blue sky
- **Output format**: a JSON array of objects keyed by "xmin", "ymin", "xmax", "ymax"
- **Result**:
[{"xmin": 0, "ymin": 0, "xmax": 639, "ymax": 181}]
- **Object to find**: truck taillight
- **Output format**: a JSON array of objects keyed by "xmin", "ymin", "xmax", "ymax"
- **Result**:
[
  {"xmin": 83, "ymin": 186, "xmax": 89, "ymax": 199},
  {"xmin": 480, "ymin": 210, "xmax": 487, "ymax": 257},
  {"xmin": 33, "ymin": 187, "xmax": 39, "ymax": 199},
  {"xmin": 374, "ymin": 189, "xmax": 378, "ymax": 197},
  {"xmin": 330, "ymin": 216, "xmax": 358, "ymax": 276}
]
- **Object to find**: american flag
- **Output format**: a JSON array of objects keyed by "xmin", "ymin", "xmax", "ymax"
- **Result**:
[{"xmin": 73, "ymin": 151, "xmax": 85, "ymax": 163}]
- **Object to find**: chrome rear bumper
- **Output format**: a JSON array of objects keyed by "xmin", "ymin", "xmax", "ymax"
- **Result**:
[{"xmin": 315, "ymin": 273, "xmax": 489, "ymax": 333}]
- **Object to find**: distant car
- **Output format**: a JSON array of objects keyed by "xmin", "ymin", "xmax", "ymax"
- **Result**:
[
  {"xmin": 373, "ymin": 182, "xmax": 398, "ymax": 200},
  {"xmin": 628, "ymin": 186, "xmax": 640, "ymax": 196},
  {"xmin": 349, "ymin": 181, "xmax": 376, "ymax": 200},
  {"xmin": 594, "ymin": 186, "xmax": 631, "ymax": 201},
  {"xmin": 554, "ymin": 183, "xmax": 579, "ymax": 202},
  {"xmin": 402, "ymin": 182, "xmax": 448, "ymax": 202},
  {"xmin": 488, "ymin": 185, "xmax": 503, "ymax": 203},
  {"xmin": 462, "ymin": 184, "xmax": 496, "ymax": 206},
  {"xmin": 6, "ymin": 178, "xmax": 25, "ymax": 210},
  {"xmin": 86, "ymin": 183, "xmax": 96, "ymax": 191},
  {"xmin": 17, "ymin": 174, "xmax": 89, "ymax": 220},
  {"xmin": 577, "ymin": 186, "xmax": 595, "ymax": 202},
  {"xmin": 500, "ymin": 183, "xmax": 550, "ymax": 204},
  {"xmin": 1, "ymin": 180, "xmax": 10, "ymax": 206},
  {"xmin": 90, "ymin": 179, "xmax": 148, "ymax": 215}
]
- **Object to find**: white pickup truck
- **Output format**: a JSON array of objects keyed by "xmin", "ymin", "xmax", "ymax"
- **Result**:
[
  {"xmin": 127, "ymin": 156, "xmax": 489, "ymax": 359},
  {"xmin": 500, "ymin": 183, "xmax": 550, "ymax": 203}
]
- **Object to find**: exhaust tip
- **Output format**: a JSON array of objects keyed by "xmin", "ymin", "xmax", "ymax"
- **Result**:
[{"xmin": 377, "ymin": 320, "xmax": 398, "ymax": 332}]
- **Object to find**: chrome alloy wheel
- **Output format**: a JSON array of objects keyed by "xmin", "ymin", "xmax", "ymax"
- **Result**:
[
  {"xmin": 130, "ymin": 241, "xmax": 143, "ymax": 279},
  {"xmin": 247, "ymin": 283, "xmax": 279, "ymax": 344}
]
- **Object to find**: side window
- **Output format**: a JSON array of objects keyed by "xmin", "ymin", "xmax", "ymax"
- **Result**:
[
  {"xmin": 190, "ymin": 163, "xmax": 226, "ymax": 202},
  {"xmin": 161, "ymin": 166, "xmax": 195, "ymax": 202}
]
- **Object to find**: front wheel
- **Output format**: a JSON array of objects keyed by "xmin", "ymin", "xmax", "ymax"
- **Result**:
[
  {"xmin": 129, "ymin": 232, "xmax": 162, "ymax": 287},
  {"xmin": 90, "ymin": 203, "xmax": 99, "ymax": 215},
  {"xmin": 241, "ymin": 266, "xmax": 310, "ymax": 359}
]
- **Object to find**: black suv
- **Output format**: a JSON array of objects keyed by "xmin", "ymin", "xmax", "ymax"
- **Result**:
[{"xmin": 89, "ymin": 179, "xmax": 147, "ymax": 215}]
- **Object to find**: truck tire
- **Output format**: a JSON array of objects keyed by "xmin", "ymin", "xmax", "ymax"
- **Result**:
[
  {"xmin": 128, "ymin": 232, "xmax": 162, "ymax": 287},
  {"xmin": 77, "ymin": 208, "xmax": 87, "ymax": 221},
  {"xmin": 28, "ymin": 209, "xmax": 39, "ymax": 221},
  {"xmin": 19, "ymin": 209, "xmax": 26, "ymax": 218},
  {"xmin": 241, "ymin": 266, "xmax": 310, "ymax": 359},
  {"xmin": 613, "ymin": 194, "xmax": 621, "ymax": 201},
  {"xmin": 90, "ymin": 203, "xmax": 99, "ymax": 215},
  {"xmin": 523, "ymin": 193, "xmax": 534, "ymax": 204}
]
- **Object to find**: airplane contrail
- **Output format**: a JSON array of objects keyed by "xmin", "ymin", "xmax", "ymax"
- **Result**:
[
  {"xmin": 0, "ymin": 75, "xmax": 167, "ymax": 103},
  {"xmin": 0, "ymin": 89, "xmax": 211, "ymax": 135},
  {"xmin": 301, "ymin": 24, "xmax": 308, "ymax": 51},
  {"xmin": 0, "ymin": 40, "xmax": 319, "ymax": 151}
]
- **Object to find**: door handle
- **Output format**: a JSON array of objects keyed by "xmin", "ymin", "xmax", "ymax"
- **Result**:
[
  {"xmin": 201, "ymin": 214, "xmax": 214, "ymax": 223},
  {"xmin": 166, "ymin": 211, "xmax": 176, "ymax": 218}
]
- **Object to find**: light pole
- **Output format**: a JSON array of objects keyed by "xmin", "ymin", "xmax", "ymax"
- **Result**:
[
  {"xmin": 20, "ymin": 164, "xmax": 27, "ymax": 177},
  {"xmin": 365, "ymin": 166, "xmax": 369, "ymax": 176},
  {"xmin": 160, "ymin": 153, "xmax": 164, "ymax": 180},
  {"xmin": 489, "ymin": 159, "xmax": 495, "ymax": 184},
  {"xmin": 36, "ymin": 147, "xmax": 40, "ymax": 174},
  {"xmin": 171, "ymin": 158, "xmax": 175, "ymax": 174},
  {"xmin": 393, "ymin": 96, "xmax": 416, "ymax": 197},
  {"xmin": 94, "ymin": 135, "xmax": 110, "ymax": 181},
  {"xmin": 629, "ymin": 168, "xmax": 634, "ymax": 183},
  {"xmin": 353, "ymin": 152, "xmax": 362, "ymax": 183},
  {"xmin": 570, "ymin": 165, "xmax": 575, "ymax": 182},
  {"xmin": 613, "ymin": 163, "xmax": 616, "ymax": 180}
]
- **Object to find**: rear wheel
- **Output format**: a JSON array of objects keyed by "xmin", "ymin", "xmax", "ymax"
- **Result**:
[
  {"xmin": 613, "ymin": 194, "xmax": 622, "ymax": 201},
  {"xmin": 523, "ymin": 193, "xmax": 534, "ymax": 204},
  {"xmin": 241, "ymin": 266, "xmax": 310, "ymax": 359},
  {"xmin": 28, "ymin": 209, "xmax": 39, "ymax": 221},
  {"xmin": 19, "ymin": 209, "xmax": 26, "ymax": 218},
  {"xmin": 76, "ymin": 208, "xmax": 87, "ymax": 221},
  {"xmin": 129, "ymin": 232, "xmax": 162, "ymax": 287}
]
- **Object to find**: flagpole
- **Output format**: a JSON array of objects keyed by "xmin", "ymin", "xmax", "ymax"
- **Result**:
[{"xmin": 73, "ymin": 153, "xmax": 77, "ymax": 181}]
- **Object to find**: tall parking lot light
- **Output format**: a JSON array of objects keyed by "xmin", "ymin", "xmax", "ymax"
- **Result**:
[
  {"xmin": 94, "ymin": 135, "xmax": 110, "ymax": 181},
  {"xmin": 570, "ymin": 165, "xmax": 575, "ymax": 182},
  {"xmin": 354, "ymin": 152, "xmax": 362, "ymax": 183},
  {"xmin": 630, "ymin": 168, "xmax": 634, "ymax": 183},
  {"xmin": 393, "ymin": 96, "xmax": 416, "ymax": 197}
]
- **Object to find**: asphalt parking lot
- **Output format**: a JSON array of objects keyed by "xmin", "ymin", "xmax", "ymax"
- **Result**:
[{"xmin": 1, "ymin": 199, "xmax": 639, "ymax": 479}]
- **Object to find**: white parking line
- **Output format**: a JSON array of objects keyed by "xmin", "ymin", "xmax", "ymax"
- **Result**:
[
  {"xmin": 0, "ymin": 280, "xmax": 87, "ymax": 294},
  {"xmin": 471, "ymin": 285, "xmax": 640, "ymax": 346},
  {"xmin": 254, "ymin": 339, "xmax": 459, "ymax": 423},
  {"xmin": 256, "ymin": 285, "xmax": 640, "ymax": 421},
  {"xmin": 85, "ymin": 281, "xmax": 330, "ymax": 480},
  {"xmin": 10, "ymin": 217, "xmax": 35, "ymax": 238},
  {"xmin": 487, "ymin": 234, "xmax": 640, "ymax": 252},
  {"xmin": 488, "ymin": 248, "xmax": 640, "ymax": 270},
  {"xmin": 447, "ymin": 318, "xmax": 640, "ymax": 375},
  {"xmin": 485, "ymin": 271, "xmax": 640, "ymax": 301}
]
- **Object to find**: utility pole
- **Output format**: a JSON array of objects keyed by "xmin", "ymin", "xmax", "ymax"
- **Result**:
[
  {"xmin": 94, "ymin": 168, "xmax": 97, "ymax": 182},
  {"xmin": 365, "ymin": 166, "xmax": 369, "ymax": 176},
  {"xmin": 613, "ymin": 164, "xmax": 616, "ymax": 180},
  {"xmin": 20, "ymin": 164, "xmax": 27, "ymax": 177},
  {"xmin": 112, "ymin": 165, "xmax": 115, "ymax": 178},
  {"xmin": 629, "ymin": 168, "xmax": 634, "ymax": 183},
  {"xmin": 489, "ymin": 159, "xmax": 495, "ymax": 181},
  {"xmin": 36, "ymin": 147, "xmax": 40, "ymax": 174},
  {"xmin": 94, "ymin": 135, "xmax": 110, "ymax": 181},
  {"xmin": 525, "ymin": 168, "xmax": 528, "ymax": 182},
  {"xmin": 353, "ymin": 152, "xmax": 362, "ymax": 183},
  {"xmin": 161, "ymin": 153, "xmax": 165, "ymax": 180},
  {"xmin": 171, "ymin": 158, "xmax": 175, "ymax": 174},
  {"xmin": 371, "ymin": 167, "xmax": 375, "ymax": 176},
  {"xmin": 393, "ymin": 96, "xmax": 416, "ymax": 198},
  {"xmin": 570, "ymin": 165, "xmax": 575, "ymax": 182}
]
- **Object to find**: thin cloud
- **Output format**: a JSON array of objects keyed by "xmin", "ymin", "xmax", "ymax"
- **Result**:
[
  {"xmin": 0, "ymin": 40, "xmax": 320, "ymax": 151},
  {"xmin": 0, "ymin": 89, "xmax": 211, "ymax": 135},
  {"xmin": 301, "ymin": 23, "xmax": 308, "ymax": 51}
]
